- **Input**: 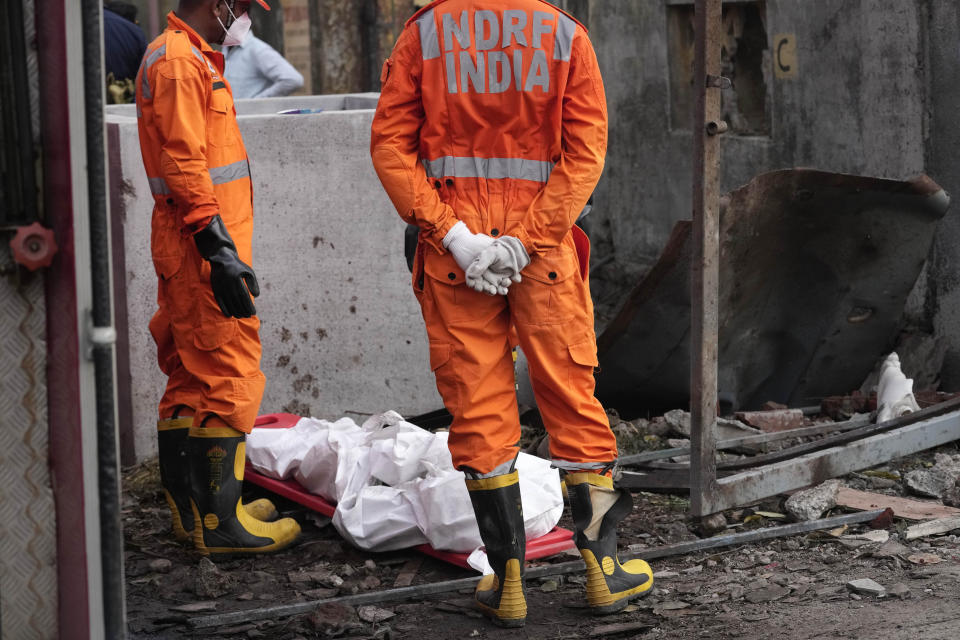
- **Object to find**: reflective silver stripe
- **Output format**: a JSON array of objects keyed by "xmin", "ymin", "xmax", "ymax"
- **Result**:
[
  {"xmin": 140, "ymin": 44, "xmax": 167, "ymax": 99},
  {"xmin": 551, "ymin": 459, "xmax": 614, "ymax": 472},
  {"xmin": 147, "ymin": 177, "xmax": 170, "ymax": 195},
  {"xmin": 208, "ymin": 159, "xmax": 250, "ymax": 185},
  {"xmin": 189, "ymin": 46, "xmax": 206, "ymax": 66},
  {"xmin": 463, "ymin": 456, "xmax": 518, "ymax": 479},
  {"xmin": 417, "ymin": 9, "xmax": 440, "ymax": 60},
  {"xmin": 442, "ymin": 11, "xmax": 470, "ymax": 50},
  {"xmin": 140, "ymin": 44, "xmax": 208, "ymax": 100},
  {"xmin": 423, "ymin": 156, "xmax": 554, "ymax": 182},
  {"xmin": 554, "ymin": 13, "xmax": 576, "ymax": 62},
  {"xmin": 147, "ymin": 160, "xmax": 249, "ymax": 196}
]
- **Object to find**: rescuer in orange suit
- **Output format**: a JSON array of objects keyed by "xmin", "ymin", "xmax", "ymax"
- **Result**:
[
  {"xmin": 371, "ymin": 0, "xmax": 653, "ymax": 626},
  {"xmin": 136, "ymin": 0, "xmax": 299, "ymax": 556}
]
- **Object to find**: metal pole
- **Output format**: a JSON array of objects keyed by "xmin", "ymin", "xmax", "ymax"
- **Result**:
[
  {"xmin": 80, "ymin": 0, "xmax": 125, "ymax": 636},
  {"xmin": 690, "ymin": 0, "xmax": 724, "ymax": 518}
]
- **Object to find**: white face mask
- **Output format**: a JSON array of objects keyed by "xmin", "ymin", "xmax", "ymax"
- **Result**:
[{"xmin": 217, "ymin": 2, "xmax": 251, "ymax": 47}]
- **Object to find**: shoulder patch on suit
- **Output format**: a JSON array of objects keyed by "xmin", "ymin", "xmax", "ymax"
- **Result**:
[{"xmin": 164, "ymin": 30, "xmax": 195, "ymax": 60}]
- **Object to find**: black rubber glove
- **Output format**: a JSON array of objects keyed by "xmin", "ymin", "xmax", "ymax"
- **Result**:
[{"xmin": 193, "ymin": 215, "xmax": 259, "ymax": 318}]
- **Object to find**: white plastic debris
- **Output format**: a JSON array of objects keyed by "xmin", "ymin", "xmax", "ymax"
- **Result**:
[
  {"xmin": 876, "ymin": 352, "xmax": 920, "ymax": 423},
  {"xmin": 247, "ymin": 412, "xmax": 564, "ymax": 561},
  {"xmin": 467, "ymin": 547, "xmax": 494, "ymax": 575}
]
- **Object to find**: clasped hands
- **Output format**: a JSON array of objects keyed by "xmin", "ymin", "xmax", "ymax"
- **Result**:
[{"xmin": 443, "ymin": 221, "xmax": 531, "ymax": 296}]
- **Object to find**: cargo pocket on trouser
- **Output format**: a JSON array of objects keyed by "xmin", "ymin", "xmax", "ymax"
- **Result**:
[
  {"xmin": 567, "ymin": 337, "xmax": 600, "ymax": 389},
  {"xmin": 557, "ymin": 335, "xmax": 616, "ymax": 462},
  {"xmin": 225, "ymin": 372, "xmax": 267, "ymax": 432},
  {"xmin": 193, "ymin": 313, "xmax": 239, "ymax": 352},
  {"xmin": 429, "ymin": 341, "xmax": 459, "ymax": 415},
  {"xmin": 194, "ymin": 314, "xmax": 264, "ymax": 431},
  {"xmin": 512, "ymin": 243, "xmax": 579, "ymax": 326}
]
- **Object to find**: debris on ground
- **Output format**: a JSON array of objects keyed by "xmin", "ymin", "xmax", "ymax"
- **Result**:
[
  {"xmin": 835, "ymin": 487, "xmax": 960, "ymax": 520},
  {"xmin": 904, "ymin": 516, "xmax": 960, "ymax": 541},
  {"xmin": 904, "ymin": 453, "xmax": 960, "ymax": 498},
  {"xmin": 735, "ymin": 408, "xmax": 806, "ymax": 433},
  {"xmin": 124, "ymin": 403, "xmax": 960, "ymax": 640},
  {"xmin": 846, "ymin": 578, "xmax": 886, "ymax": 596},
  {"xmin": 784, "ymin": 480, "xmax": 842, "ymax": 521}
]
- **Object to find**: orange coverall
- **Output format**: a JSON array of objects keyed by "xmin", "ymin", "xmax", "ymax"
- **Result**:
[
  {"xmin": 136, "ymin": 12, "xmax": 265, "ymax": 431},
  {"xmin": 371, "ymin": 0, "xmax": 616, "ymax": 474}
]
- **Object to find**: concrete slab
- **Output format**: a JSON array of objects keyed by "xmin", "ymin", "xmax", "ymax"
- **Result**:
[
  {"xmin": 104, "ymin": 92, "xmax": 380, "ymax": 119},
  {"xmin": 107, "ymin": 93, "xmax": 441, "ymax": 462}
]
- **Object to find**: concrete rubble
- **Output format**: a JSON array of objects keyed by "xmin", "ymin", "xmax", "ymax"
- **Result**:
[
  {"xmin": 904, "ymin": 453, "xmax": 960, "ymax": 498},
  {"xmin": 195, "ymin": 558, "xmax": 239, "ymax": 599},
  {"xmin": 735, "ymin": 409, "xmax": 806, "ymax": 432},
  {"xmin": 846, "ymin": 578, "xmax": 886, "ymax": 596},
  {"xmin": 663, "ymin": 409, "xmax": 759, "ymax": 441},
  {"xmin": 784, "ymin": 480, "xmax": 842, "ymax": 522}
]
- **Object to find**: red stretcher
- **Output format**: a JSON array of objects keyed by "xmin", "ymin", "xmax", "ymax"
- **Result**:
[{"xmin": 245, "ymin": 412, "xmax": 575, "ymax": 569}]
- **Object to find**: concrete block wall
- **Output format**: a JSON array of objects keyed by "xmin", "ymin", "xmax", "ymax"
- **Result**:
[
  {"xmin": 107, "ymin": 94, "xmax": 441, "ymax": 463},
  {"xmin": 590, "ymin": 0, "xmax": 927, "ymax": 288}
]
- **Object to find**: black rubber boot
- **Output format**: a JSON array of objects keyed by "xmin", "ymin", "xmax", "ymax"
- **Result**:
[
  {"xmin": 466, "ymin": 470, "xmax": 527, "ymax": 628},
  {"xmin": 187, "ymin": 425, "xmax": 300, "ymax": 556},
  {"xmin": 566, "ymin": 472, "xmax": 654, "ymax": 614},
  {"xmin": 158, "ymin": 416, "xmax": 279, "ymax": 542},
  {"xmin": 158, "ymin": 416, "xmax": 196, "ymax": 541}
]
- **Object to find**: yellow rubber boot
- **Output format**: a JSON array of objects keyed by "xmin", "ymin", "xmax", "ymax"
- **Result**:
[
  {"xmin": 187, "ymin": 425, "xmax": 300, "ymax": 556},
  {"xmin": 566, "ymin": 472, "xmax": 654, "ymax": 614},
  {"xmin": 466, "ymin": 471, "xmax": 527, "ymax": 628},
  {"xmin": 158, "ymin": 417, "xmax": 278, "ymax": 542}
]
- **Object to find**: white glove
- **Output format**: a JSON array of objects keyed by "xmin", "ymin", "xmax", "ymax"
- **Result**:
[
  {"xmin": 466, "ymin": 263, "xmax": 513, "ymax": 296},
  {"xmin": 442, "ymin": 221, "xmax": 495, "ymax": 273},
  {"xmin": 466, "ymin": 236, "xmax": 530, "ymax": 296}
]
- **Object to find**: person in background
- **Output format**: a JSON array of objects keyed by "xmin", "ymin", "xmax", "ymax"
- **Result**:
[
  {"xmin": 224, "ymin": 31, "xmax": 304, "ymax": 98},
  {"xmin": 105, "ymin": 0, "xmax": 140, "ymax": 23},
  {"xmin": 135, "ymin": 0, "xmax": 300, "ymax": 556},
  {"xmin": 103, "ymin": 1, "xmax": 146, "ymax": 103}
]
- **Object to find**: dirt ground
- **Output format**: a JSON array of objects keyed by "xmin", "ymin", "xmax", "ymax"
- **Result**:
[{"xmin": 124, "ymin": 438, "xmax": 960, "ymax": 640}]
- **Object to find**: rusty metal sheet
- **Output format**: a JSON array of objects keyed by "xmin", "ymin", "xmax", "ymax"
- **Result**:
[{"xmin": 596, "ymin": 170, "xmax": 950, "ymax": 416}]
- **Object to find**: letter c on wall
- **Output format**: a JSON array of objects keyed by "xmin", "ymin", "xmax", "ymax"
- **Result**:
[{"xmin": 774, "ymin": 33, "xmax": 797, "ymax": 79}]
